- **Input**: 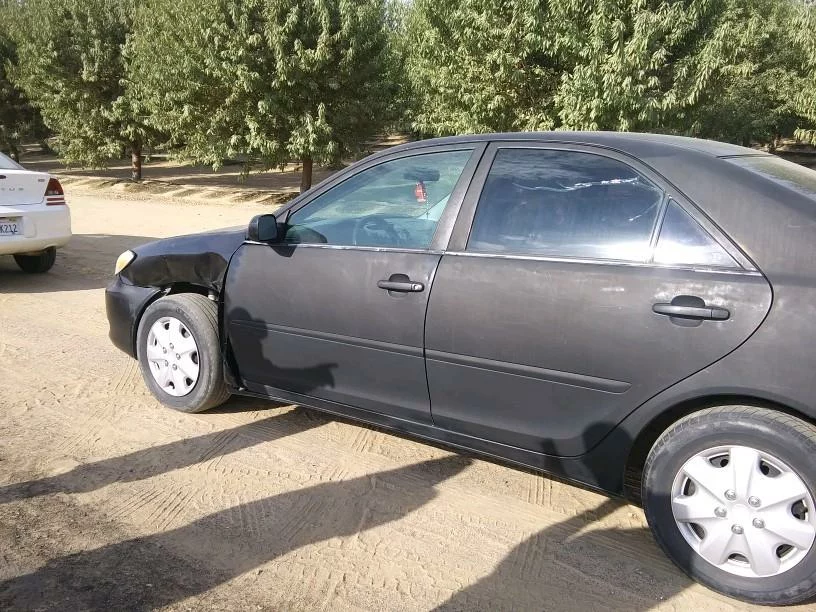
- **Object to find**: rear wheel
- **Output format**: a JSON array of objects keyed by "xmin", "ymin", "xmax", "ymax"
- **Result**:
[
  {"xmin": 137, "ymin": 293, "xmax": 230, "ymax": 413},
  {"xmin": 14, "ymin": 247, "xmax": 56, "ymax": 273},
  {"xmin": 643, "ymin": 406, "xmax": 816, "ymax": 605}
]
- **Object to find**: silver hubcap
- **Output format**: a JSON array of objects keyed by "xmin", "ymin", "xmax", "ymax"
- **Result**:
[
  {"xmin": 145, "ymin": 317, "xmax": 200, "ymax": 397},
  {"xmin": 672, "ymin": 445, "xmax": 816, "ymax": 578}
]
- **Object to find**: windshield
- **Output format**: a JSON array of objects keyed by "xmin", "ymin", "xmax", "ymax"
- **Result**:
[
  {"xmin": 0, "ymin": 152, "xmax": 23, "ymax": 170},
  {"xmin": 728, "ymin": 156, "xmax": 816, "ymax": 200}
]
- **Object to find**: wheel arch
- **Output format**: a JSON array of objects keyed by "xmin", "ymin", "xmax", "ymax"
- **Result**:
[
  {"xmin": 130, "ymin": 282, "xmax": 218, "ymax": 355},
  {"xmin": 623, "ymin": 393, "xmax": 816, "ymax": 503},
  {"xmin": 130, "ymin": 282, "xmax": 244, "ymax": 391}
]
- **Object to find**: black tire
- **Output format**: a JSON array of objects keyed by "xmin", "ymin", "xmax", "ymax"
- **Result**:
[
  {"xmin": 14, "ymin": 247, "xmax": 56, "ymax": 273},
  {"xmin": 136, "ymin": 293, "xmax": 230, "ymax": 413},
  {"xmin": 643, "ymin": 406, "xmax": 816, "ymax": 605}
]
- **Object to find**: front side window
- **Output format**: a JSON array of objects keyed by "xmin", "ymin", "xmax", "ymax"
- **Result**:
[
  {"xmin": 467, "ymin": 149, "xmax": 664, "ymax": 261},
  {"xmin": 653, "ymin": 200, "xmax": 738, "ymax": 268},
  {"xmin": 284, "ymin": 149, "xmax": 473, "ymax": 249}
]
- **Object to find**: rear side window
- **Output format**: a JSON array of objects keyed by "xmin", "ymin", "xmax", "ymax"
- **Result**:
[
  {"xmin": 728, "ymin": 156, "xmax": 816, "ymax": 199},
  {"xmin": 653, "ymin": 201, "xmax": 738, "ymax": 269},
  {"xmin": 467, "ymin": 149, "xmax": 663, "ymax": 261},
  {"xmin": 0, "ymin": 152, "xmax": 22, "ymax": 170}
]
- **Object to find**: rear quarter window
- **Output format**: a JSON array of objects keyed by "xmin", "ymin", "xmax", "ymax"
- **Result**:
[{"xmin": 0, "ymin": 153, "xmax": 23, "ymax": 170}]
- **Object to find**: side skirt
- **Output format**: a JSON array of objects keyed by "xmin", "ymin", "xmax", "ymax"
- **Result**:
[{"xmin": 230, "ymin": 384, "xmax": 628, "ymax": 497}]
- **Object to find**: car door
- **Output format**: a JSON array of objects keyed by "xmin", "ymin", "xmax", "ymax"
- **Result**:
[
  {"xmin": 425, "ymin": 144, "xmax": 772, "ymax": 456},
  {"xmin": 224, "ymin": 144, "xmax": 482, "ymax": 424}
]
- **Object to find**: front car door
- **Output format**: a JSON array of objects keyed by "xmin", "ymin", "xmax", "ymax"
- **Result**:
[
  {"xmin": 425, "ymin": 144, "xmax": 772, "ymax": 456},
  {"xmin": 224, "ymin": 144, "xmax": 482, "ymax": 424}
]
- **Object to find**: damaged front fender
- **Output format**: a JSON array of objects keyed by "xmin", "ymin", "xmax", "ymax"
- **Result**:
[{"xmin": 120, "ymin": 227, "xmax": 247, "ymax": 292}]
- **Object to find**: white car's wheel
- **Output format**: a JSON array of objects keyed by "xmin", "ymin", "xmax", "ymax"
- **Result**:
[
  {"xmin": 137, "ymin": 293, "xmax": 230, "ymax": 412},
  {"xmin": 643, "ymin": 406, "xmax": 816, "ymax": 605},
  {"xmin": 13, "ymin": 247, "xmax": 56, "ymax": 273}
]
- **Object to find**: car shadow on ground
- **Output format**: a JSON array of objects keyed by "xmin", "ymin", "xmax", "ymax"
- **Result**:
[
  {"xmin": 434, "ymin": 500, "xmax": 689, "ymax": 610},
  {"xmin": 0, "ymin": 233, "xmax": 157, "ymax": 294},
  {"xmin": 0, "ymin": 455, "xmax": 473, "ymax": 611},
  {"xmin": 0, "ymin": 401, "xmax": 699, "ymax": 610},
  {"xmin": 0, "ymin": 405, "xmax": 320, "ymax": 506}
]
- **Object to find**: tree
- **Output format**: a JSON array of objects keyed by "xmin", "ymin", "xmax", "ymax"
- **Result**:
[
  {"xmin": 0, "ymin": 5, "xmax": 47, "ymax": 160},
  {"xmin": 794, "ymin": 3, "xmax": 816, "ymax": 144},
  {"xmin": 10, "ymin": 0, "xmax": 156, "ymax": 179},
  {"xmin": 551, "ymin": 0, "xmax": 761, "ymax": 132},
  {"xmin": 130, "ymin": 0, "xmax": 399, "ymax": 192},
  {"xmin": 687, "ymin": 0, "xmax": 813, "ymax": 148},
  {"xmin": 406, "ymin": 0, "xmax": 561, "ymax": 135},
  {"xmin": 405, "ymin": 0, "xmax": 814, "ymax": 144}
]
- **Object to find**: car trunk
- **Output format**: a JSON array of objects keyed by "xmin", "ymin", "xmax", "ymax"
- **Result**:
[{"xmin": 0, "ymin": 170, "xmax": 49, "ymax": 206}]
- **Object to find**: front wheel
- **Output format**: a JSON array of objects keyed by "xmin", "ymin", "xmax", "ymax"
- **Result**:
[
  {"xmin": 136, "ymin": 293, "xmax": 230, "ymax": 413},
  {"xmin": 643, "ymin": 406, "xmax": 816, "ymax": 605},
  {"xmin": 14, "ymin": 247, "xmax": 56, "ymax": 273}
]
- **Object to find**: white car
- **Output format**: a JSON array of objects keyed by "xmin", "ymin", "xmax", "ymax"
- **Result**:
[{"xmin": 0, "ymin": 152, "xmax": 71, "ymax": 273}]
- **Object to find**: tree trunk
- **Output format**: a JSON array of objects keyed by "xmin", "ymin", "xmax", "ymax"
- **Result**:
[
  {"xmin": 769, "ymin": 133, "xmax": 780, "ymax": 154},
  {"xmin": 131, "ymin": 141, "xmax": 143, "ymax": 181},
  {"xmin": 300, "ymin": 156, "xmax": 313, "ymax": 193}
]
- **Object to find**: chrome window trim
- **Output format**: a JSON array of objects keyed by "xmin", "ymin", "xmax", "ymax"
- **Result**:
[
  {"xmin": 247, "ymin": 239, "xmax": 759, "ymax": 274},
  {"xmin": 243, "ymin": 242, "xmax": 444, "ymax": 256},
  {"xmin": 443, "ymin": 250, "xmax": 762, "ymax": 276}
]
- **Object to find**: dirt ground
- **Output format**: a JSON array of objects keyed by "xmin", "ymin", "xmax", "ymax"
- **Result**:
[
  {"xmin": 0, "ymin": 187, "xmax": 804, "ymax": 611},
  {"xmin": 16, "ymin": 134, "xmax": 409, "ymax": 196}
]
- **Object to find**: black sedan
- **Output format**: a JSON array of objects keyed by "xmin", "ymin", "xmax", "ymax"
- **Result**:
[{"xmin": 106, "ymin": 132, "xmax": 816, "ymax": 605}]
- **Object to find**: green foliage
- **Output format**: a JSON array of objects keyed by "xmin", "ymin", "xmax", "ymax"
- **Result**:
[
  {"xmin": 130, "ymin": 0, "xmax": 400, "ymax": 189},
  {"xmin": 552, "ymin": 0, "xmax": 758, "ymax": 132},
  {"xmin": 0, "ymin": 5, "xmax": 47, "ymax": 159},
  {"xmin": 406, "ymin": 0, "xmax": 560, "ymax": 135},
  {"xmin": 689, "ymin": 0, "xmax": 813, "ymax": 146},
  {"xmin": 406, "ymin": 0, "xmax": 816, "ymax": 145},
  {"xmin": 794, "ymin": 3, "xmax": 816, "ymax": 144},
  {"xmin": 10, "ymin": 0, "xmax": 156, "ymax": 177},
  {"xmin": 5, "ymin": 0, "xmax": 816, "ymax": 179}
]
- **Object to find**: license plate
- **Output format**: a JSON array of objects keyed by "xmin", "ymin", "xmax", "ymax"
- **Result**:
[{"xmin": 0, "ymin": 217, "xmax": 21, "ymax": 235}]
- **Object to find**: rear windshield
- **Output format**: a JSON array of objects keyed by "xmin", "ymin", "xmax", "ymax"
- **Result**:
[
  {"xmin": 728, "ymin": 155, "xmax": 816, "ymax": 199},
  {"xmin": 0, "ymin": 152, "xmax": 22, "ymax": 170}
]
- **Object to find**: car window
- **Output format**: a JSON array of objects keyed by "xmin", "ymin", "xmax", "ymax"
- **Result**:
[
  {"xmin": 0, "ymin": 152, "xmax": 22, "ymax": 170},
  {"xmin": 653, "ymin": 200, "xmax": 739, "ymax": 269},
  {"xmin": 284, "ymin": 149, "xmax": 473, "ymax": 249},
  {"xmin": 467, "ymin": 149, "xmax": 663, "ymax": 261}
]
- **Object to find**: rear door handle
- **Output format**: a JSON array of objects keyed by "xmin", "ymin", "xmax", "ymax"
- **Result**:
[
  {"xmin": 377, "ymin": 280, "xmax": 424, "ymax": 292},
  {"xmin": 652, "ymin": 303, "xmax": 730, "ymax": 320}
]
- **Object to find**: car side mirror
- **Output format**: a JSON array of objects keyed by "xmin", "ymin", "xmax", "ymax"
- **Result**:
[{"xmin": 247, "ymin": 214, "xmax": 279, "ymax": 243}]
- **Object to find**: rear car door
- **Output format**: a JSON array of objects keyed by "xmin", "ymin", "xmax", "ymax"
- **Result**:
[
  {"xmin": 224, "ymin": 144, "xmax": 481, "ymax": 424},
  {"xmin": 425, "ymin": 144, "xmax": 772, "ymax": 456}
]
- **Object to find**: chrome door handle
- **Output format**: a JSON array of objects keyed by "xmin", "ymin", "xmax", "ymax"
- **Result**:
[
  {"xmin": 377, "ymin": 280, "xmax": 424, "ymax": 292},
  {"xmin": 653, "ymin": 303, "xmax": 730, "ymax": 321}
]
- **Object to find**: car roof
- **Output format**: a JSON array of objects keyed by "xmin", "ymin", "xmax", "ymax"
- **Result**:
[{"xmin": 388, "ymin": 131, "xmax": 763, "ymax": 159}]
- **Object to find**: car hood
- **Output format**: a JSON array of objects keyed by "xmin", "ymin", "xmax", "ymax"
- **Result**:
[{"xmin": 121, "ymin": 226, "xmax": 246, "ymax": 293}]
